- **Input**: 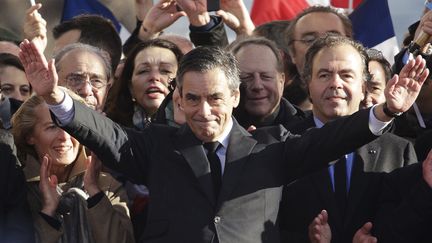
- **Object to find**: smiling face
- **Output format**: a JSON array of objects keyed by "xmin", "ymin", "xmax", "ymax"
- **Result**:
[
  {"xmin": 130, "ymin": 46, "xmax": 178, "ymax": 115},
  {"xmin": 235, "ymin": 44, "xmax": 284, "ymax": 120},
  {"xmin": 361, "ymin": 60, "xmax": 387, "ymax": 108},
  {"xmin": 27, "ymin": 103, "xmax": 80, "ymax": 166},
  {"xmin": 308, "ymin": 44, "xmax": 365, "ymax": 123},
  {"xmin": 180, "ymin": 68, "xmax": 240, "ymax": 142}
]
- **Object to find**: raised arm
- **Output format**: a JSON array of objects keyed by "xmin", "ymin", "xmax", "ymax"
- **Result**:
[
  {"xmin": 177, "ymin": 0, "xmax": 229, "ymax": 47},
  {"xmin": 374, "ymin": 55, "xmax": 428, "ymax": 122},
  {"xmin": 23, "ymin": 4, "xmax": 48, "ymax": 53},
  {"xmin": 19, "ymin": 39, "xmax": 152, "ymax": 184},
  {"xmin": 216, "ymin": 0, "xmax": 255, "ymax": 37},
  {"xmin": 139, "ymin": 0, "xmax": 186, "ymax": 40},
  {"xmin": 18, "ymin": 39, "xmax": 63, "ymax": 105}
]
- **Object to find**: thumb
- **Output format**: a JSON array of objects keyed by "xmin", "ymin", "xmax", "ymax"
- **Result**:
[
  {"xmin": 215, "ymin": 10, "xmax": 229, "ymax": 21},
  {"xmin": 48, "ymin": 58, "xmax": 58, "ymax": 81},
  {"xmin": 85, "ymin": 154, "xmax": 93, "ymax": 167},
  {"xmin": 247, "ymin": 125, "xmax": 257, "ymax": 132},
  {"xmin": 361, "ymin": 222, "xmax": 373, "ymax": 234},
  {"xmin": 386, "ymin": 74, "xmax": 399, "ymax": 94},
  {"xmin": 172, "ymin": 11, "xmax": 187, "ymax": 20},
  {"xmin": 26, "ymin": 3, "xmax": 42, "ymax": 15},
  {"xmin": 49, "ymin": 174, "xmax": 58, "ymax": 187}
]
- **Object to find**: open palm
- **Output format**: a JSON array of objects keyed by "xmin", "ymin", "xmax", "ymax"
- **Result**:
[
  {"xmin": 19, "ymin": 39, "xmax": 58, "ymax": 98},
  {"xmin": 385, "ymin": 55, "xmax": 429, "ymax": 113},
  {"xmin": 177, "ymin": 0, "xmax": 207, "ymax": 15}
]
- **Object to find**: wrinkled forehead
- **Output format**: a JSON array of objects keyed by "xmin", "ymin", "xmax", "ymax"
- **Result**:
[
  {"xmin": 295, "ymin": 12, "xmax": 347, "ymax": 37},
  {"xmin": 57, "ymin": 49, "xmax": 107, "ymax": 76},
  {"xmin": 312, "ymin": 45, "xmax": 364, "ymax": 73}
]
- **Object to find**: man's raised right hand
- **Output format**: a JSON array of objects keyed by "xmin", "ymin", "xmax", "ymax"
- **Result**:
[{"xmin": 18, "ymin": 39, "xmax": 64, "ymax": 105}]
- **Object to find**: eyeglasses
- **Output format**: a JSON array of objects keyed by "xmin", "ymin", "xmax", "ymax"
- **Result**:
[
  {"xmin": 290, "ymin": 35, "xmax": 319, "ymax": 46},
  {"xmin": 290, "ymin": 32, "xmax": 342, "ymax": 46},
  {"xmin": 65, "ymin": 73, "xmax": 108, "ymax": 89}
]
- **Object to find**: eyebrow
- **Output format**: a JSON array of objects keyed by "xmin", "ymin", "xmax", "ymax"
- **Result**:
[
  {"xmin": 317, "ymin": 68, "xmax": 355, "ymax": 74},
  {"xmin": 209, "ymin": 92, "xmax": 224, "ymax": 98},
  {"xmin": 137, "ymin": 62, "xmax": 175, "ymax": 67},
  {"xmin": 301, "ymin": 30, "xmax": 342, "ymax": 37},
  {"xmin": 67, "ymin": 72, "xmax": 106, "ymax": 79},
  {"xmin": 185, "ymin": 93, "xmax": 199, "ymax": 99},
  {"xmin": 368, "ymin": 79, "xmax": 382, "ymax": 85}
]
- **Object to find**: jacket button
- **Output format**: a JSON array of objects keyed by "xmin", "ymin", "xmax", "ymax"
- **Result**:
[{"xmin": 214, "ymin": 216, "xmax": 221, "ymax": 224}]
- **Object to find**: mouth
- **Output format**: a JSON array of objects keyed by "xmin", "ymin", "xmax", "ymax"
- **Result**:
[
  {"xmin": 145, "ymin": 86, "xmax": 166, "ymax": 99},
  {"xmin": 325, "ymin": 96, "xmax": 346, "ymax": 102},
  {"xmin": 53, "ymin": 145, "xmax": 73, "ymax": 153},
  {"xmin": 247, "ymin": 96, "xmax": 267, "ymax": 101},
  {"xmin": 146, "ymin": 86, "xmax": 165, "ymax": 95}
]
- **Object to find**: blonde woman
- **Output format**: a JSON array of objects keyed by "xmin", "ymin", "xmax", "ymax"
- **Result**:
[{"xmin": 12, "ymin": 89, "xmax": 134, "ymax": 243}]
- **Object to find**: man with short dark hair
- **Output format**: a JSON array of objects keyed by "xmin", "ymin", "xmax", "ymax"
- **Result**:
[
  {"xmin": 52, "ymin": 14, "xmax": 122, "ymax": 72},
  {"xmin": 285, "ymin": 6, "xmax": 353, "ymax": 110},
  {"xmin": 19, "ymin": 38, "xmax": 426, "ymax": 243},
  {"xmin": 279, "ymin": 35, "xmax": 419, "ymax": 243}
]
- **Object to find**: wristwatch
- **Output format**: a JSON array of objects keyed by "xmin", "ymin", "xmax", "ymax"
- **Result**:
[{"xmin": 383, "ymin": 102, "xmax": 403, "ymax": 118}]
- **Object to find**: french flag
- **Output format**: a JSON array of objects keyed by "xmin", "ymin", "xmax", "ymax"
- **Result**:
[
  {"xmin": 250, "ymin": 0, "xmax": 399, "ymax": 64},
  {"xmin": 61, "ymin": 0, "xmax": 130, "ymax": 43}
]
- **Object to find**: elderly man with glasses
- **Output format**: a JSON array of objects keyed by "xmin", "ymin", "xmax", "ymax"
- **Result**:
[{"xmin": 54, "ymin": 43, "xmax": 111, "ymax": 112}]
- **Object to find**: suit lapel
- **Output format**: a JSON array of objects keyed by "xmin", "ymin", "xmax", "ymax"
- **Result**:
[
  {"xmin": 175, "ymin": 125, "xmax": 216, "ymax": 205},
  {"xmin": 217, "ymin": 121, "xmax": 256, "ymax": 208}
]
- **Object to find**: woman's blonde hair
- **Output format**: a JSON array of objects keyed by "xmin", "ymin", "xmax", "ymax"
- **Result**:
[{"xmin": 11, "ymin": 87, "xmax": 85, "ymax": 159}]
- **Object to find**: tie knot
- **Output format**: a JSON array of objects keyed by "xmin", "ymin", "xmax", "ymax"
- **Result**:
[{"xmin": 204, "ymin": 141, "xmax": 221, "ymax": 153}]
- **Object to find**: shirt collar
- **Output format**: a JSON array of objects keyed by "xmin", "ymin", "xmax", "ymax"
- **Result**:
[
  {"xmin": 313, "ymin": 116, "xmax": 325, "ymax": 128},
  {"xmin": 216, "ymin": 118, "xmax": 233, "ymax": 149}
]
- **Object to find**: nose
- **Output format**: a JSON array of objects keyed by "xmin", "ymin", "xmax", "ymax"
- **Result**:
[
  {"xmin": 10, "ymin": 91, "xmax": 25, "ymax": 102},
  {"xmin": 57, "ymin": 129, "xmax": 71, "ymax": 141},
  {"xmin": 249, "ymin": 73, "xmax": 264, "ymax": 91},
  {"xmin": 362, "ymin": 91, "xmax": 373, "ymax": 108},
  {"xmin": 149, "ymin": 69, "xmax": 162, "ymax": 82},
  {"xmin": 198, "ymin": 100, "xmax": 212, "ymax": 117},
  {"xmin": 77, "ymin": 80, "xmax": 94, "ymax": 98},
  {"xmin": 328, "ymin": 74, "xmax": 344, "ymax": 90}
]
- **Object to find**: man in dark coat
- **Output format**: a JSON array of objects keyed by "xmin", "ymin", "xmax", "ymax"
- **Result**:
[
  {"xmin": 19, "ymin": 38, "xmax": 427, "ymax": 243},
  {"xmin": 0, "ymin": 129, "xmax": 34, "ymax": 243}
]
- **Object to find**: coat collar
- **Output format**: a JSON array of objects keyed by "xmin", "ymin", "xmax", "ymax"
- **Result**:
[
  {"xmin": 217, "ymin": 120, "xmax": 257, "ymax": 208},
  {"xmin": 174, "ymin": 118, "xmax": 257, "ymax": 207}
]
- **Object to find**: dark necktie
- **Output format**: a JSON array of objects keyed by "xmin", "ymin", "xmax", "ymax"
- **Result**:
[
  {"xmin": 334, "ymin": 156, "xmax": 347, "ymax": 219},
  {"xmin": 204, "ymin": 142, "xmax": 222, "ymax": 197}
]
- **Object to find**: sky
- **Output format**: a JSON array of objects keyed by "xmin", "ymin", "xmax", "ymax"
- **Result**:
[{"xmin": 165, "ymin": 0, "xmax": 425, "ymax": 47}]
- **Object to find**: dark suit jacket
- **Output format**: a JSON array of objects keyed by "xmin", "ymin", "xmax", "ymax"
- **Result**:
[
  {"xmin": 61, "ymin": 100, "xmax": 379, "ymax": 243},
  {"xmin": 0, "ymin": 130, "xmax": 34, "ymax": 243},
  {"xmin": 373, "ymin": 163, "xmax": 432, "ymax": 243},
  {"xmin": 279, "ymin": 115, "xmax": 417, "ymax": 243},
  {"xmin": 234, "ymin": 97, "xmax": 306, "ymax": 130}
]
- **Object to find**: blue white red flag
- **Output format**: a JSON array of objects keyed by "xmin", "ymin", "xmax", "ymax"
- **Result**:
[
  {"xmin": 349, "ymin": 0, "xmax": 399, "ymax": 64},
  {"xmin": 250, "ymin": 0, "xmax": 399, "ymax": 64}
]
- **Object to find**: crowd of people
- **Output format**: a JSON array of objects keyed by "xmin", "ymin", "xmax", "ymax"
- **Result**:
[{"xmin": 1, "ymin": 0, "xmax": 432, "ymax": 243}]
